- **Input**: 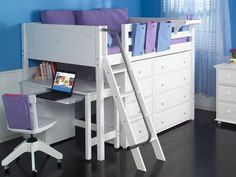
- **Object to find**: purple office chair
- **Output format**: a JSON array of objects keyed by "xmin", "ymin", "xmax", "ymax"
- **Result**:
[{"xmin": 1, "ymin": 94, "xmax": 63, "ymax": 176}]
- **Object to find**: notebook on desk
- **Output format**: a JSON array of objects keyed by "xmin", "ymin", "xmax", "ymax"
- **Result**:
[{"xmin": 36, "ymin": 71, "xmax": 76, "ymax": 101}]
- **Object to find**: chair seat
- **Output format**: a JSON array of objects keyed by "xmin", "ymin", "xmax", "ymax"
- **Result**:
[{"xmin": 9, "ymin": 117, "xmax": 57, "ymax": 135}]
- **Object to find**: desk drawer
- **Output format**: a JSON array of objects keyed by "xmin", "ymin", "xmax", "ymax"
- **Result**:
[
  {"xmin": 155, "ymin": 86, "xmax": 190, "ymax": 112},
  {"xmin": 131, "ymin": 60, "xmax": 152, "ymax": 79},
  {"xmin": 154, "ymin": 51, "xmax": 191, "ymax": 75},
  {"xmin": 126, "ymin": 97, "xmax": 152, "ymax": 120},
  {"xmin": 156, "ymin": 69, "xmax": 190, "ymax": 93},
  {"xmin": 219, "ymin": 85, "xmax": 236, "ymax": 103},
  {"xmin": 153, "ymin": 102, "xmax": 191, "ymax": 132},
  {"xmin": 218, "ymin": 69, "xmax": 236, "ymax": 86},
  {"xmin": 218, "ymin": 102, "xmax": 236, "ymax": 122}
]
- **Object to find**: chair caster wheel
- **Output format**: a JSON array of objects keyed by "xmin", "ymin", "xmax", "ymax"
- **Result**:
[
  {"xmin": 57, "ymin": 159, "xmax": 62, "ymax": 169},
  {"xmin": 32, "ymin": 170, "xmax": 37, "ymax": 176},
  {"xmin": 4, "ymin": 166, "xmax": 9, "ymax": 176}
]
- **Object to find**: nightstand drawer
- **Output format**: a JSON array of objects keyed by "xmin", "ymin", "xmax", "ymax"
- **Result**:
[
  {"xmin": 131, "ymin": 60, "xmax": 152, "ymax": 79},
  {"xmin": 218, "ymin": 103, "xmax": 236, "ymax": 121},
  {"xmin": 219, "ymin": 85, "xmax": 236, "ymax": 103},
  {"xmin": 155, "ymin": 86, "xmax": 190, "ymax": 112},
  {"xmin": 156, "ymin": 69, "xmax": 190, "ymax": 93},
  {"xmin": 154, "ymin": 51, "xmax": 191, "ymax": 75},
  {"xmin": 218, "ymin": 69, "xmax": 236, "ymax": 86}
]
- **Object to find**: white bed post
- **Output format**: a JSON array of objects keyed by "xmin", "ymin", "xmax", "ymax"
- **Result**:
[
  {"xmin": 95, "ymin": 26, "xmax": 107, "ymax": 161},
  {"xmin": 21, "ymin": 23, "xmax": 29, "ymax": 80},
  {"xmin": 189, "ymin": 23, "xmax": 196, "ymax": 121}
]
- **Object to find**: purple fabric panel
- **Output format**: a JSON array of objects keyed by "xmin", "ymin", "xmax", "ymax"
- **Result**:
[
  {"xmin": 145, "ymin": 22, "xmax": 157, "ymax": 54},
  {"xmin": 108, "ymin": 46, "xmax": 120, "ymax": 55},
  {"xmin": 2, "ymin": 95, "xmax": 33, "ymax": 130},
  {"xmin": 75, "ymin": 8, "xmax": 128, "ymax": 35},
  {"xmin": 75, "ymin": 9, "xmax": 112, "ymax": 27},
  {"xmin": 41, "ymin": 10, "xmax": 76, "ymax": 25},
  {"xmin": 171, "ymin": 37, "xmax": 190, "ymax": 44}
]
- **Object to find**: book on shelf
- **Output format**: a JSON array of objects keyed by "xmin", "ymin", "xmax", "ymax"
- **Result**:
[{"xmin": 35, "ymin": 61, "xmax": 57, "ymax": 80}]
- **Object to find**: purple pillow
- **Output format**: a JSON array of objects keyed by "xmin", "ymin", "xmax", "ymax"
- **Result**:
[
  {"xmin": 41, "ymin": 10, "xmax": 76, "ymax": 25},
  {"xmin": 75, "ymin": 8, "xmax": 128, "ymax": 35}
]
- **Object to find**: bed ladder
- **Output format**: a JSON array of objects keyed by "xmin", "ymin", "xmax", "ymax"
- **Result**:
[{"xmin": 102, "ymin": 29, "xmax": 165, "ymax": 171}]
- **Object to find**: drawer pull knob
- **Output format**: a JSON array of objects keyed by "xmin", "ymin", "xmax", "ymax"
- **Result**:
[
  {"xmin": 161, "ymin": 121, "xmax": 164, "ymax": 124},
  {"xmin": 139, "ymin": 130, "xmax": 142, "ymax": 134},
  {"xmin": 184, "ymin": 61, "xmax": 187, "ymax": 64},
  {"xmin": 138, "ymin": 71, "xmax": 141, "ymax": 74},
  {"xmin": 226, "ymin": 92, "xmax": 231, "ymax": 96},
  {"xmin": 226, "ymin": 110, "xmax": 232, "ymax": 114},
  {"xmin": 161, "ymin": 84, "xmax": 164, "ymax": 87},
  {"xmin": 161, "ymin": 66, "xmax": 164, "ymax": 69},
  {"xmin": 184, "ymin": 95, "xmax": 186, "ymax": 98},
  {"xmin": 184, "ymin": 77, "xmax": 186, "ymax": 81},
  {"xmin": 161, "ymin": 102, "xmax": 164, "ymax": 106},
  {"xmin": 184, "ymin": 112, "xmax": 186, "ymax": 115}
]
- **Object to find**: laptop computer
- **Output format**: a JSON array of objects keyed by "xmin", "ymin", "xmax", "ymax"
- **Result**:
[{"xmin": 36, "ymin": 71, "xmax": 76, "ymax": 101}]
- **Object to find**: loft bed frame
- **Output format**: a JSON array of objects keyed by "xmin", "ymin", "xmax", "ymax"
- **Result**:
[{"xmin": 21, "ymin": 17, "xmax": 200, "ymax": 161}]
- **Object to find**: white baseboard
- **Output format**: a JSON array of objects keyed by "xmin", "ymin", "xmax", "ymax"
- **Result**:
[
  {"xmin": 0, "ymin": 69, "xmax": 23, "ymax": 142},
  {"xmin": 195, "ymin": 93, "xmax": 216, "ymax": 111}
]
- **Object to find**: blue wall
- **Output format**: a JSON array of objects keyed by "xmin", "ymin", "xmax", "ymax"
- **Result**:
[
  {"xmin": 141, "ymin": 0, "xmax": 161, "ymax": 17},
  {"xmin": 0, "ymin": 0, "xmax": 141, "ymax": 72}
]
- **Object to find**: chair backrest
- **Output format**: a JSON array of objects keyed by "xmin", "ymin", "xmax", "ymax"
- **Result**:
[{"xmin": 2, "ymin": 94, "xmax": 38, "ymax": 131}]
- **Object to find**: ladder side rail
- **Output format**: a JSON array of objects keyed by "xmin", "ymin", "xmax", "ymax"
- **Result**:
[{"xmin": 102, "ymin": 29, "xmax": 152, "ymax": 149}]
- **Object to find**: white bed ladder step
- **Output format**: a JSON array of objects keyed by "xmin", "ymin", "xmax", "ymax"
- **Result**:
[{"xmin": 102, "ymin": 29, "xmax": 165, "ymax": 172}]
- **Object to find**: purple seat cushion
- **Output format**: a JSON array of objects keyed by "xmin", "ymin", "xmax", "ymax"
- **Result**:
[
  {"xmin": 75, "ymin": 8, "xmax": 128, "ymax": 35},
  {"xmin": 41, "ymin": 10, "xmax": 76, "ymax": 25}
]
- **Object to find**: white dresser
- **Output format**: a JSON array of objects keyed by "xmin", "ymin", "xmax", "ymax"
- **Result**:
[
  {"xmin": 215, "ymin": 63, "xmax": 236, "ymax": 124},
  {"xmin": 119, "ymin": 51, "xmax": 194, "ymax": 147}
]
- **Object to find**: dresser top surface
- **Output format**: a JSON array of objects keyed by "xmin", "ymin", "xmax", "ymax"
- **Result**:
[{"xmin": 214, "ymin": 63, "xmax": 236, "ymax": 70}]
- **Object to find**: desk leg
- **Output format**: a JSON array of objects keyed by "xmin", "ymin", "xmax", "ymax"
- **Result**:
[
  {"xmin": 114, "ymin": 104, "xmax": 120, "ymax": 149},
  {"xmin": 85, "ymin": 96, "xmax": 91, "ymax": 160},
  {"xmin": 96, "ymin": 64, "xmax": 105, "ymax": 161}
]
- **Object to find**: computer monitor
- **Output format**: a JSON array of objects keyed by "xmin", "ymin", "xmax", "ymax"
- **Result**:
[{"xmin": 51, "ymin": 71, "xmax": 76, "ymax": 94}]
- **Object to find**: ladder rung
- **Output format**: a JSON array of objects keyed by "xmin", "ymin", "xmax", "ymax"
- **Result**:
[
  {"xmin": 129, "ymin": 115, "xmax": 143, "ymax": 123},
  {"xmin": 112, "ymin": 65, "xmax": 126, "ymax": 74},
  {"xmin": 121, "ymin": 91, "xmax": 135, "ymax": 98}
]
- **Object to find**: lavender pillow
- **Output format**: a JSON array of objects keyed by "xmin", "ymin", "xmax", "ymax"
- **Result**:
[
  {"xmin": 41, "ymin": 10, "xmax": 76, "ymax": 25},
  {"xmin": 75, "ymin": 8, "xmax": 128, "ymax": 35}
]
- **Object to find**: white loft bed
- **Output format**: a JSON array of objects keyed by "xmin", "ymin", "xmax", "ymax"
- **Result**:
[{"xmin": 22, "ymin": 18, "xmax": 200, "ymax": 161}]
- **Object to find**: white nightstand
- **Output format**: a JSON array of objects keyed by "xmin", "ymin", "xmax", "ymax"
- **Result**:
[{"xmin": 215, "ymin": 63, "xmax": 236, "ymax": 125}]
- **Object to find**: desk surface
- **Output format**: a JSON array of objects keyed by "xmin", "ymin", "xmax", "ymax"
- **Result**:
[{"xmin": 22, "ymin": 79, "xmax": 112, "ymax": 98}]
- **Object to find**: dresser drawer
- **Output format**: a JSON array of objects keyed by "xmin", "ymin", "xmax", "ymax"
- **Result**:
[
  {"xmin": 126, "ymin": 77, "xmax": 152, "ymax": 103},
  {"xmin": 218, "ymin": 85, "xmax": 236, "ymax": 103},
  {"xmin": 153, "ymin": 102, "xmax": 191, "ymax": 132},
  {"xmin": 130, "ymin": 118, "xmax": 148, "ymax": 144},
  {"xmin": 218, "ymin": 103, "xmax": 236, "ymax": 122},
  {"xmin": 218, "ymin": 69, "xmax": 236, "ymax": 86},
  {"xmin": 131, "ymin": 59, "xmax": 152, "ymax": 79},
  {"xmin": 126, "ymin": 97, "xmax": 152, "ymax": 120},
  {"xmin": 155, "ymin": 87, "xmax": 190, "ymax": 112},
  {"xmin": 156, "ymin": 69, "xmax": 190, "ymax": 93},
  {"xmin": 154, "ymin": 51, "xmax": 191, "ymax": 75}
]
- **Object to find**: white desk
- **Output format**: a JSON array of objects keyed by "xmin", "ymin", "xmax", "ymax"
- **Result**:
[{"xmin": 21, "ymin": 79, "xmax": 120, "ymax": 160}]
